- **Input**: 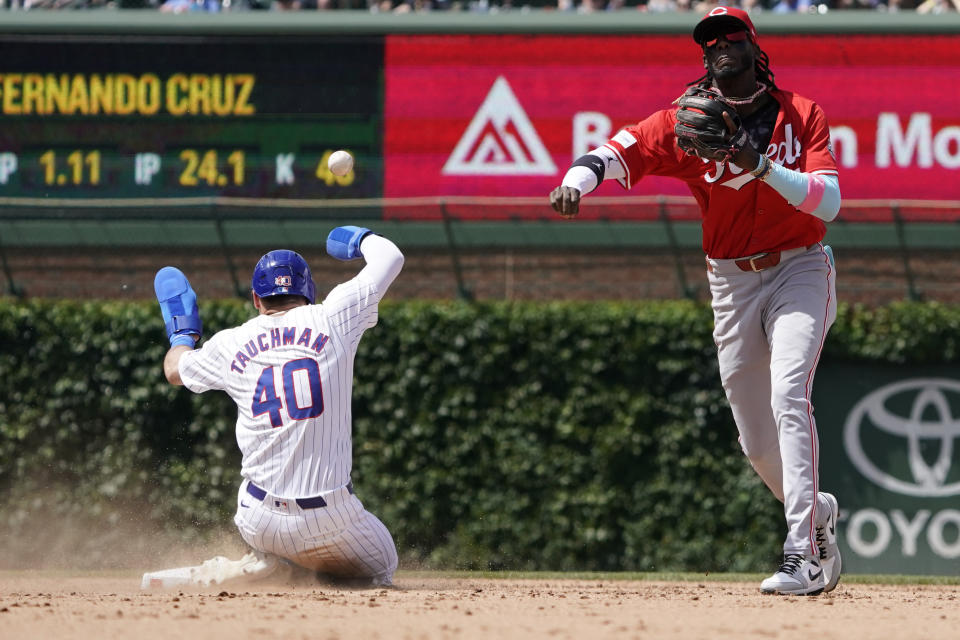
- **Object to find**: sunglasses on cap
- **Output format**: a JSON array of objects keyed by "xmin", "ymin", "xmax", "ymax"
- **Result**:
[{"xmin": 702, "ymin": 29, "xmax": 750, "ymax": 49}]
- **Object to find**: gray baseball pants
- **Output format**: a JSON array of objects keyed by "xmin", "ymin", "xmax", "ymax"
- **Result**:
[{"xmin": 707, "ymin": 244, "xmax": 836, "ymax": 557}]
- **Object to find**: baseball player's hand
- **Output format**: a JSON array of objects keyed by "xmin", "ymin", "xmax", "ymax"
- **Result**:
[
  {"xmin": 550, "ymin": 186, "xmax": 581, "ymax": 218},
  {"xmin": 327, "ymin": 225, "xmax": 373, "ymax": 261},
  {"xmin": 721, "ymin": 112, "xmax": 762, "ymax": 171},
  {"xmin": 154, "ymin": 267, "xmax": 202, "ymax": 348}
]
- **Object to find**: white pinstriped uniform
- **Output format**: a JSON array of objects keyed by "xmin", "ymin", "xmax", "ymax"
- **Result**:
[{"xmin": 178, "ymin": 239, "xmax": 401, "ymax": 583}]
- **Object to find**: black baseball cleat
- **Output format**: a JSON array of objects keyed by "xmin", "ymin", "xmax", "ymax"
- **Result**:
[{"xmin": 760, "ymin": 553, "xmax": 825, "ymax": 596}]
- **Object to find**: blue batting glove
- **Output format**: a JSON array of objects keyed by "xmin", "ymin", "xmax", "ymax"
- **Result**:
[
  {"xmin": 154, "ymin": 266, "xmax": 202, "ymax": 347},
  {"xmin": 326, "ymin": 225, "xmax": 372, "ymax": 261}
]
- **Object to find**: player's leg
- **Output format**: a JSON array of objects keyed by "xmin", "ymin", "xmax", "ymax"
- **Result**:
[
  {"xmin": 810, "ymin": 246, "xmax": 841, "ymax": 591},
  {"xmin": 345, "ymin": 507, "xmax": 399, "ymax": 586},
  {"xmin": 232, "ymin": 479, "xmax": 307, "ymax": 580},
  {"xmin": 297, "ymin": 496, "xmax": 399, "ymax": 586},
  {"xmin": 761, "ymin": 246, "xmax": 837, "ymax": 593},
  {"xmin": 709, "ymin": 268, "xmax": 782, "ymax": 498},
  {"xmin": 233, "ymin": 480, "xmax": 278, "ymax": 553},
  {"xmin": 765, "ymin": 248, "xmax": 836, "ymax": 555}
]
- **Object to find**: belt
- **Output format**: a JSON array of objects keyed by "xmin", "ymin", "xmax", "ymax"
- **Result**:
[
  {"xmin": 246, "ymin": 481, "xmax": 354, "ymax": 510},
  {"xmin": 710, "ymin": 244, "xmax": 817, "ymax": 273}
]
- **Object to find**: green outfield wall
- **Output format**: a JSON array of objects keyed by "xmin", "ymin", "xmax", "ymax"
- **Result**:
[{"xmin": 2, "ymin": 299, "xmax": 959, "ymax": 575}]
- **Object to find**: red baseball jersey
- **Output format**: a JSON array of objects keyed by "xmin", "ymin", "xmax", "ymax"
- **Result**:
[{"xmin": 604, "ymin": 89, "xmax": 839, "ymax": 259}]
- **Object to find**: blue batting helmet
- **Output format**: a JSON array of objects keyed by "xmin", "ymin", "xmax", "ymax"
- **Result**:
[{"xmin": 252, "ymin": 250, "xmax": 316, "ymax": 304}]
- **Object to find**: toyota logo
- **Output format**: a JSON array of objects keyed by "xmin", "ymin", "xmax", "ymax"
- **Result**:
[{"xmin": 843, "ymin": 378, "xmax": 960, "ymax": 497}]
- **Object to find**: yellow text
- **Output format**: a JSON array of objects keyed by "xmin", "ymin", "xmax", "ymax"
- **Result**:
[{"xmin": 0, "ymin": 73, "xmax": 256, "ymax": 116}]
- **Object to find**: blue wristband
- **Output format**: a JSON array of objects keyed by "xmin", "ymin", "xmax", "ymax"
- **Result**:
[{"xmin": 169, "ymin": 334, "xmax": 196, "ymax": 348}]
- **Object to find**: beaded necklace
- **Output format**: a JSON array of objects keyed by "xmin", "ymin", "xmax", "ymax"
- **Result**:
[{"xmin": 720, "ymin": 82, "xmax": 769, "ymax": 106}]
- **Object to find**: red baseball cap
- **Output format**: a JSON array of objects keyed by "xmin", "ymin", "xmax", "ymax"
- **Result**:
[{"xmin": 693, "ymin": 7, "xmax": 759, "ymax": 46}]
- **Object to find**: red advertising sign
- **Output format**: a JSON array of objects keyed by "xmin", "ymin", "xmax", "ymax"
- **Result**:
[{"xmin": 384, "ymin": 34, "xmax": 960, "ymax": 218}]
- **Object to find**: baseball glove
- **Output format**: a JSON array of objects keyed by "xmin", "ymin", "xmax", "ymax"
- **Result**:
[{"xmin": 674, "ymin": 86, "xmax": 750, "ymax": 163}]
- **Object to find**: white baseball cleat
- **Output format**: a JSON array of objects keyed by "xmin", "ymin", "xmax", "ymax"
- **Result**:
[
  {"xmin": 760, "ymin": 554, "xmax": 825, "ymax": 596},
  {"xmin": 141, "ymin": 551, "xmax": 281, "ymax": 590},
  {"xmin": 816, "ymin": 492, "xmax": 842, "ymax": 592}
]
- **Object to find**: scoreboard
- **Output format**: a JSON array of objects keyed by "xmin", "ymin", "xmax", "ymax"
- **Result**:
[{"xmin": 0, "ymin": 35, "xmax": 384, "ymax": 200}]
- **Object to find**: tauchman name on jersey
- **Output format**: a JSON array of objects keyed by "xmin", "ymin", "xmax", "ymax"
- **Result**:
[{"xmin": 230, "ymin": 326, "xmax": 329, "ymax": 374}]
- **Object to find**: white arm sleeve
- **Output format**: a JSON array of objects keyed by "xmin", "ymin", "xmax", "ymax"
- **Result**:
[
  {"xmin": 357, "ymin": 234, "xmax": 404, "ymax": 295},
  {"xmin": 762, "ymin": 162, "xmax": 841, "ymax": 222},
  {"xmin": 560, "ymin": 146, "xmax": 627, "ymax": 195}
]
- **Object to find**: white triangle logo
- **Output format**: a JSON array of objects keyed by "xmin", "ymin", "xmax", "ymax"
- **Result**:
[{"xmin": 442, "ymin": 76, "xmax": 557, "ymax": 176}]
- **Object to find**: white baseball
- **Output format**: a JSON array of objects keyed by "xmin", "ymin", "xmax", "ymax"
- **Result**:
[{"xmin": 328, "ymin": 150, "xmax": 353, "ymax": 177}]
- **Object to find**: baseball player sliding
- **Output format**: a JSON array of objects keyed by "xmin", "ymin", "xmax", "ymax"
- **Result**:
[
  {"xmin": 550, "ymin": 8, "xmax": 841, "ymax": 595},
  {"xmin": 144, "ymin": 226, "xmax": 403, "ymax": 589}
]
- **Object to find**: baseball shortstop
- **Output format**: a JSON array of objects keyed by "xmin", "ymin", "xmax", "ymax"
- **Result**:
[{"xmin": 550, "ymin": 7, "xmax": 842, "ymax": 596}]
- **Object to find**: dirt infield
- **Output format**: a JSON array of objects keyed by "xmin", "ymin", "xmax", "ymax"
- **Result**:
[{"xmin": 2, "ymin": 573, "xmax": 958, "ymax": 640}]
